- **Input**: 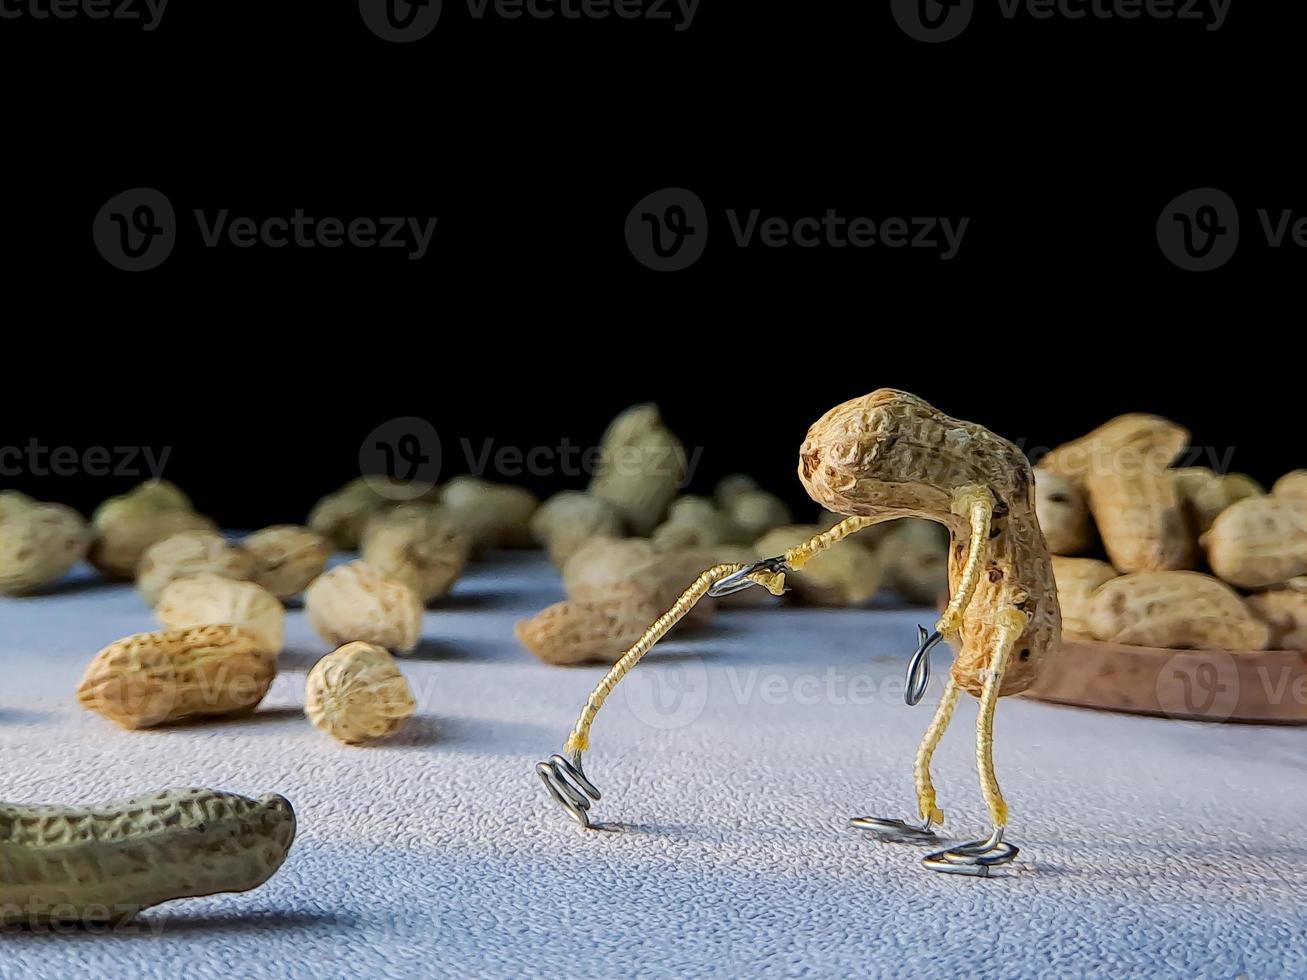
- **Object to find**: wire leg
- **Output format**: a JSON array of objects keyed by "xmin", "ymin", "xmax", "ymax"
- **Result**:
[
  {"xmin": 914, "ymin": 676, "xmax": 961, "ymax": 826},
  {"xmin": 922, "ymin": 610, "xmax": 1024, "ymax": 876},
  {"xmin": 850, "ymin": 676, "xmax": 961, "ymax": 845}
]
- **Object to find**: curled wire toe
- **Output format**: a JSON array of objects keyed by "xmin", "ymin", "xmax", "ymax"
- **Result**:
[
  {"xmin": 850, "ymin": 815, "xmax": 940, "ymax": 844},
  {"xmin": 923, "ymin": 827, "xmax": 1019, "ymax": 877},
  {"xmin": 536, "ymin": 752, "xmax": 601, "ymax": 828}
]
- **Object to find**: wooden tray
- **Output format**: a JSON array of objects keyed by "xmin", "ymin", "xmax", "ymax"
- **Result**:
[{"xmin": 1022, "ymin": 635, "xmax": 1307, "ymax": 724}]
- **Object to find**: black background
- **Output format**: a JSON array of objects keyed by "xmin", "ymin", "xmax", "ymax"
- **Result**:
[{"xmin": 0, "ymin": 0, "xmax": 1299, "ymax": 527}]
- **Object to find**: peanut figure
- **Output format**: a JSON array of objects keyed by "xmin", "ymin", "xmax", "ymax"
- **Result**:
[
  {"xmin": 798, "ymin": 389, "xmax": 1059, "ymax": 874},
  {"xmin": 537, "ymin": 389, "xmax": 1060, "ymax": 877}
]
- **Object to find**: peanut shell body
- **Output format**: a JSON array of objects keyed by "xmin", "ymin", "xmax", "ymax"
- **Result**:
[
  {"xmin": 589, "ymin": 403, "xmax": 685, "ymax": 535},
  {"xmin": 91, "ymin": 480, "xmax": 192, "ymax": 528},
  {"xmin": 1246, "ymin": 589, "xmax": 1307, "ymax": 651},
  {"xmin": 136, "ymin": 530, "xmax": 256, "ymax": 606},
  {"xmin": 515, "ymin": 581, "xmax": 668, "ymax": 665},
  {"xmin": 155, "ymin": 574, "xmax": 285, "ymax": 656},
  {"xmin": 1175, "ymin": 469, "xmax": 1264, "ymax": 534},
  {"xmin": 304, "ymin": 561, "xmax": 423, "ymax": 654},
  {"xmin": 561, "ymin": 537, "xmax": 711, "ymax": 627},
  {"xmin": 1051, "ymin": 556, "xmax": 1119, "ymax": 637},
  {"xmin": 242, "ymin": 525, "xmax": 331, "ymax": 599},
  {"xmin": 1084, "ymin": 465, "xmax": 1193, "ymax": 573},
  {"xmin": 0, "ymin": 502, "xmax": 91, "ymax": 595},
  {"xmin": 1203, "ymin": 496, "xmax": 1307, "ymax": 589},
  {"xmin": 0, "ymin": 788, "xmax": 294, "ymax": 927},
  {"xmin": 713, "ymin": 474, "xmax": 759, "ymax": 508},
  {"xmin": 798, "ymin": 389, "xmax": 1060, "ymax": 698},
  {"xmin": 726, "ymin": 490, "xmax": 793, "ymax": 541},
  {"xmin": 1033, "ymin": 468, "xmax": 1093, "ymax": 556},
  {"xmin": 1039, "ymin": 414, "xmax": 1189, "ymax": 486},
  {"xmin": 361, "ymin": 507, "xmax": 469, "ymax": 603},
  {"xmin": 651, "ymin": 496, "xmax": 745, "ymax": 550},
  {"xmin": 1087, "ymin": 571, "xmax": 1269, "ymax": 651},
  {"xmin": 880, "ymin": 518, "xmax": 950, "ymax": 606},
  {"xmin": 440, "ymin": 477, "xmax": 539, "ymax": 551},
  {"xmin": 530, "ymin": 491, "xmax": 624, "ymax": 567},
  {"xmin": 1273, "ymin": 470, "xmax": 1307, "ymax": 501},
  {"xmin": 89, "ymin": 510, "xmax": 219, "ymax": 580},
  {"xmin": 77, "ymin": 625, "xmax": 277, "ymax": 729},
  {"xmin": 305, "ymin": 642, "xmax": 416, "ymax": 743}
]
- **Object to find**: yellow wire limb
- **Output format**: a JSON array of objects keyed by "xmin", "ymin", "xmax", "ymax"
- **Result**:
[
  {"xmin": 783, "ymin": 515, "xmax": 881, "ymax": 570},
  {"xmin": 975, "ymin": 608, "xmax": 1025, "ymax": 828},
  {"xmin": 564, "ymin": 563, "xmax": 741, "ymax": 754},
  {"xmin": 914, "ymin": 676, "xmax": 961, "ymax": 826},
  {"xmin": 563, "ymin": 515, "xmax": 879, "ymax": 756},
  {"xmin": 935, "ymin": 486, "xmax": 993, "ymax": 637}
]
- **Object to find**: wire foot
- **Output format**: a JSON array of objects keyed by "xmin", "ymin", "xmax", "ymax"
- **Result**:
[
  {"xmin": 849, "ymin": 815, "xmax": 939, "ymax": 844},
  {"xmin": 536, "ymin": 752, "xmax": 601, "ymax": 828},
  {"xmin": 922, "ymin": 827, "xmax": 1018, "ymax": 877}
]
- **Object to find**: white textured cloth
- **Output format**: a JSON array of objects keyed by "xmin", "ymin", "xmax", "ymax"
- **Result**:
[{"xmin": 2, "ymin": 551, "xmax": 1304, "ymax": 978}]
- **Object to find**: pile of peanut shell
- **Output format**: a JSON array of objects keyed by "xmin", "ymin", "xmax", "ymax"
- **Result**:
[
  {"xmin": 0, "ymin": 479, "xmax": 527, "ymax": 744},
  {"xmin": 1035, "ymin": 414, "xmax": 1307, "ymax": 652}
]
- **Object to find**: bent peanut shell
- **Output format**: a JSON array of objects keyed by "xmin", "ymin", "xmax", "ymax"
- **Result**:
[
  {"xmin": 798, "ymin": 389, "xmax": 1060, "ymax": 698},
  {"xmin": 0, "ymin": 788, "xmax": 294, "ymax": 927}
]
